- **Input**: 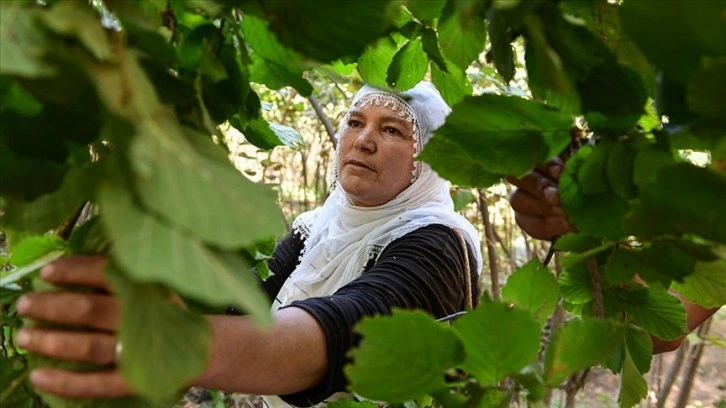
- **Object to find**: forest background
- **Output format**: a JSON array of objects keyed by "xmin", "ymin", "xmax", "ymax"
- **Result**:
[{"xmin": 0, "ymin": 0, "xmax": 724, "ymax": 408}]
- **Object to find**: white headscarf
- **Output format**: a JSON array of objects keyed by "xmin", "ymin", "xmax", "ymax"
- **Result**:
[{"xmin": 272, "ymin": 82, "xmax": 483, "ymax": 310}]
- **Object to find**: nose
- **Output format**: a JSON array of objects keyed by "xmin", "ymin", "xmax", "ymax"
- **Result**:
[{"xmin": 353, "ymin": 125, "xmax": 376, "ymax": 153}]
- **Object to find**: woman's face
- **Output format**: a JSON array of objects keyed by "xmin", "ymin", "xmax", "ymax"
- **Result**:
[{"xmin": 337, "ymin": 103, "xmax": 416, "ymax": 207}]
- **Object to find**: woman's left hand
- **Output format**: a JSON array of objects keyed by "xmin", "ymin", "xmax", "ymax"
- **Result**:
[{"xmin": 15, "ymin": 255, "xmax": 132, "ymax": 398}]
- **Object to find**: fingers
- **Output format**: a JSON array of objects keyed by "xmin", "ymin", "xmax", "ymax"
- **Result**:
[
  {"xmin": 509, "ymin": 189, "xmax": 566, "ymax": 218},
  {"xmin": 41, "ymin": 255, "xmax": 111, "ymax": 292},
  {"xmin": 507, "ymin": 171, "xmax": 561, "ymax": 206},
  {"xmin": 16, "ymin": 328, "xmax": 117, "ymax": 365},
  {"xmin": 29, "ymin": 367, "xmax": 131, "ymax": 399},
  {"xmin": 514, "ymin": 212, "xmax": 575, "ymax": 241},
  {"xmin": 17, "ymin": 292, "xmax": 119, "ymax": 332}
]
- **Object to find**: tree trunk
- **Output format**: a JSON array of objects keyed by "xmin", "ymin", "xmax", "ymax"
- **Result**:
[
  {"xmin": 478, "ymin": 189, "xmax": 500, "ymax": 301},
  {"xmin": 655, "ymin": 344, "xmax": 687, "ymax": 408}
]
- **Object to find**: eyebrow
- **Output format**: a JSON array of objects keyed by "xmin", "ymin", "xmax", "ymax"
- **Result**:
[{"xmin": 349, "ymin": 110, "xmax": 412, "ymax": 129}]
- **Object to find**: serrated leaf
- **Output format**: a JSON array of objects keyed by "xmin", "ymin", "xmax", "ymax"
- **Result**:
[
  {"xmin": 671, "ymin": 259, "xmax": 726, "ymax": 308},
  {"xmin": 106, "ymin": 265, "xmax": 211, "ymax": 405},
  {"xmin": 622, "ymin": 285, "xmax": 687, "ymax": 341},
  {"xmin": 625, "ymin": 326, "xmax": 652, "ymax": 374},
  {"xmin": 558, "ymin": 264, "xmax": 592, "ymax": 304},
  {"xmin": 431, "ymin": 57, "xmax": 472, "ymax": 107},
  {"xmin": 357, "ymin": 35, "xmax": 399, "ymax": 89},
  {"xmin": 560, "ymin": 146, "xmax": 630, "ymax": 240},
  {"xmin": 99, "ymin": 184, "xmax": 272, "ymax": 324},
  {"xmin": 452, "ymin": 300, "xmax": 540, "ymax": 385},
  {"xmin": 387, "ymin": 37, "xmax": 428, "ymax": 91},
  {"xmin": 543, "ymin": 319, "xmax": 625, "ymax": 386},
  {"xmin": 130, "ymin": 115, "xmax": 283, "ymax": 249},
  {"xmin": 429, "ymin": 94, "xmax": 571, "ymax": 176},
  {"xmin": 501, "ymin": 259, "xmax": 559, "ymax": 324},
  {"xmin": 625, "ymin": 163, "xmax": 726, "ymax": 244},
  {"xmin": 347, "ymin": 310, "xmax": 464, "ymax": 403},
  {"xmin": 618, "ymin": 347, "xmax": 648, "ymax": 408},
  {"xmin": 438, "ymin": 1, "xmax": 487, "ymax": 70}
]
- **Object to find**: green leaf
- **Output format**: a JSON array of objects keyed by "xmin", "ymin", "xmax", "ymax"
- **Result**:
[
  {"xmin": 238, "ymin": 118, "xmax": 293, "ymax": 151},
  {"xmin": 558, "ymin": 264, "xmax": 592, "ymax": 304},
  {"xmin": 129, "ymin": 116, "xmax": 283, "ymax": 249},
  {"xmin": 357, "ymin": 36, "xmax": 398, "ymax": 89},
  {"xmin": 620, "ymin": 1, "xmax": 726, "ymax": 82},
  {"xmin": 430, "ymin": 94, "xmax": 571, "ymax": 176},
  {"xmin": 632, "ymin": 145, "xmax": 676, "ymax": 188},
  {"xmin": 0, "ymin": 2, "xmax": 55, "ymax": 78},
  {"xmin": 106, "ymin": 265, "xmax": 211, "ymax": 405},
  {"xmin": 99, "ymin": 184, "xmax": 272, "ymax": 324},
  {"xmin": 618, "ymin": 347, "xmax": 648, "ymax": 408},
  {"xmin": 8, "ymin": 235, "xmax": 65, "ymax": 267},
  {"xmin": 687, "ymin": 57, "xmax": 726, "ymax": 123},
  {"xmin": 387, "ymin": 37, "xmax": 428, "ymax": 91},
  {"xmin": 0, "ymin": 250, "xmax": 65, "ymax": 287},
  {"xmin": 671, "ymin": 259, "xmax": 726, "ymax": 308},
  {"xmin": 453, "ymin": 300, "xmax": 540, "ymax": 386},
  {"xmin": 406, "ymin": 0, "xmax": 446, "ymax": 21},
  {"xmin": 347, "ymin": 310, "xmax": 464, "ymax": 403},
  {"xmin": 554, "ymin": 233, "xmax": 603, "ymax": 253},
  {"xmin": 451, "ymin": 189, "xmax": 475, "ymax": 211},
  {"xmin": 420, "ymin": 136, "xmax": 501, "ymax": 188},
  {"xmin": 328, "ymin": 400, "xmax": 378, "ymax": 408},
  {"xmin": 625, "ymin": 326, "xmax": 653, "ymax": 375},
  {"xmin": 421, "ymin": 28, "xmax": 447, "ymax": 72},
  {"xmin": 39, "ymin": 0, "xmax": 112, "ymax": 61},
  {"xmin": 240, "ymin": 14, "xmax": 313, "ymax": 96},
  {"xmin": 606, "ymin": 140, "xmax": 638, "ymax": 200},
  {"xmin": 438, "ymin": 1, "xmax": 487, "ymax": 70},
  {"xmin": 543, "ymin": 319, "xmax": 625, "ymax": 386},
  {"xmin": 622, "ymin": 285, "xmax": 687, "ymax": 341},
  {"xmin": 625, "ymin": 163, "xmax": 726, "ymax": 244},
  {"xmin": 501, "ymin": 259, "xmax": 559, "ymax": 324},
  {"xmin": 430, "ymin": 58, "xmax": 472, "ymax": 107},
  {"xmin": 487, "ymin": 9, "xmax": 515, "ymax": 82},
  {"xmin": 559, "ymin": 146, "xmax": 630, "ymax": 240},
  {"xmin": 257, "ymin": 0, "xmax": 398, "ymax": 63},
  {"xmin": 0, "ymin": 80, "xmax": 43, "ymax": 116}
]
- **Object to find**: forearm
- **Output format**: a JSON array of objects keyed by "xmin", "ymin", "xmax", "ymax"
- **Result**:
[{"xmin": 194, "ymin": 307, "xmax": 327, "ymax": 395}]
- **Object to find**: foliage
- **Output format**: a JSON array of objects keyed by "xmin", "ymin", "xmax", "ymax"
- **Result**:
[{"xmin": 0, "ymin": 0, "xmax": 724, "ymax": 407}]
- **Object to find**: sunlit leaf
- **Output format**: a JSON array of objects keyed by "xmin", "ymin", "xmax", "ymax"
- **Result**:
[
  {"xmin": 501, "ymin": 260, "xmax": 559, "ymax": 324},
  {"xmin": 438, "ymin": 1, "xmax": 487, "ymax": 70},
  {"xmin": 388, "ymin": 37, "xmax": 428, "ymax": 91},
  {"xmin": 0, "ymin": 2, "xmax": 55, "ymax": 78},
  {"xmin": 622, "ymin": 285, "xmax": 687, "ymax": 341},
  {"xmin": 357, "ymin": 36, "xmax": 399, "ymax": 89},
  {"xmin": 431, "ymin": 57, "xmax": 472, "ymax": 107},
  {"xmin": 617, "ymin": 347, "xmax": 648, "ymax": 408},
  {"xmin": 453, "ymin": 300, "xmax": 540, "ymax": 385},
  {"xmin": 420, "ymin": 136, "xmax": 501, "ymax": 188},
  {"xmin": 347, "ymin": 310, "xmax": 464, "ymax": 403},
  {"xmin": 671, "ymin": 259, "xmax": 726, "ymax": 308},
  {"xmin": 406, "ymin": 0, "xmax": 446, "ymax": 21}
]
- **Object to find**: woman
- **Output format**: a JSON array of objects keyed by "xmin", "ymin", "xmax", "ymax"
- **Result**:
[{"xmin": 15, "ymin": 82, "xmax": 483, "ymax": 406}]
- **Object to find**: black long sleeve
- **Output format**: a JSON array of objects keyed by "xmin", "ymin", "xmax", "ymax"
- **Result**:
[{"xmin": 278, "ymin": 224, "xmax": 479, "ymax": 406}]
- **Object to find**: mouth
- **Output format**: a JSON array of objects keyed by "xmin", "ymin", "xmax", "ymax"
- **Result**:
[{"xmin": 346, "ymin": 159, "xmax": 375, "ymax": 172}]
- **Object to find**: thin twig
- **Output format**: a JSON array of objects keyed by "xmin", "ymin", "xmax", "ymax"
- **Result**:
[
  {"xmin": 587, "ymin": 258, "xmax": 604, "ymax": 318},
  {"xmin": 478, "ymin": 189, "xmax": 500, "ymax": 300},
  {"xmin": 308, "ymin": 95, "xmax": 337, "ymax": 146},
  {"xmin": 674, "ymin": 318, "xmax": 713, "ymax": 408}
]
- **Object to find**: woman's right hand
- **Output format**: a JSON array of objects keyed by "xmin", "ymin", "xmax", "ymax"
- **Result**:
[
  {"xmin": 507, "ymin": 157, "xmax": 575, "ymax": 240},
  {"xmin": 15, "ymin": 255, "xmax": 132, "ymax": 398}
]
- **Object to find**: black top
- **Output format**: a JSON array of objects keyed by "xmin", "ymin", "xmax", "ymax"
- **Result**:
[{"xmin": 260, "ymin": 224, "xmax": 480, "ymax": 406}]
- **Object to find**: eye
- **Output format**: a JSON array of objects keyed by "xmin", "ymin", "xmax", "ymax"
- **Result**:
[
  {"xmin": 348, "ymin": 119, "xmax": 363, "ymax": 128},
  {"xmin": 383, "ymin": 126, "xmax": 403, "ymax": 136}
]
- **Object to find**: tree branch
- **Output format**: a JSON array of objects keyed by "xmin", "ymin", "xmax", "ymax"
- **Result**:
[{"xmin": 308, "ymin": 95, "xmax": 337, "ymax": 146}]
